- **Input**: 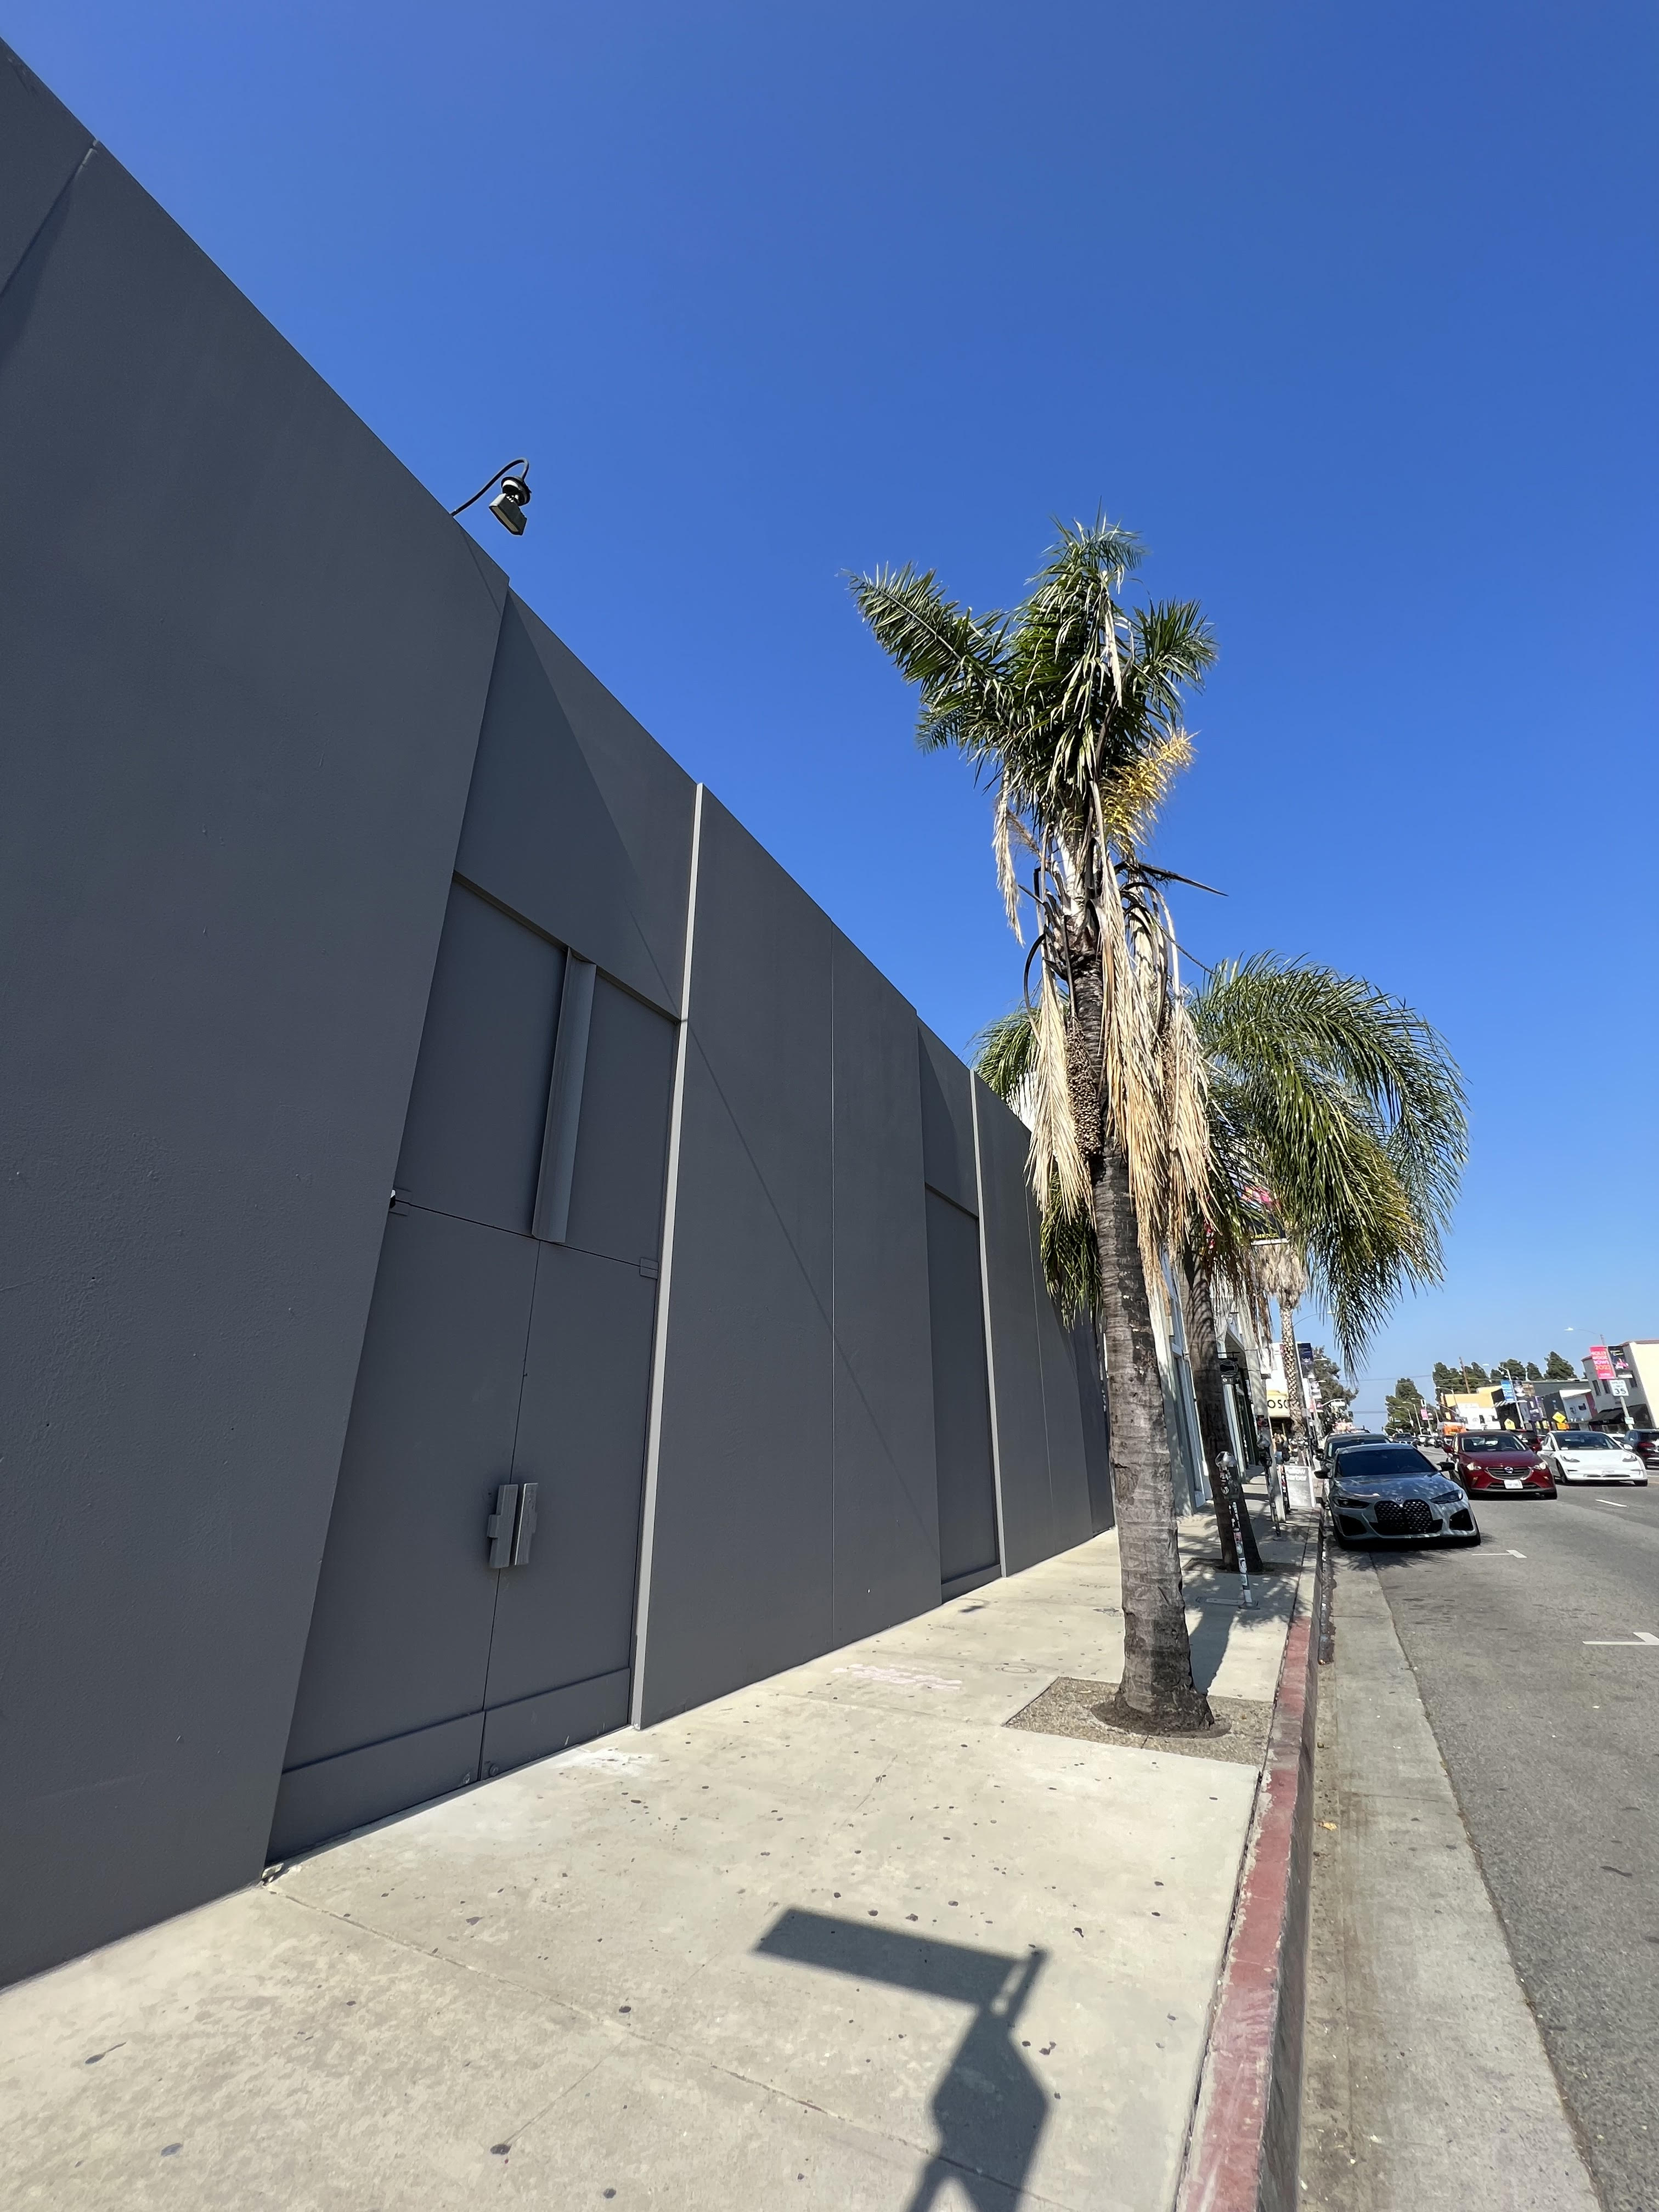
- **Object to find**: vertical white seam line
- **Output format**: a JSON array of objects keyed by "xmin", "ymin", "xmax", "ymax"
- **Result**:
[
  {"xmin": 629, "ymin": 783, "xmax": 704, "ymax": 1729},
  {"xmin": 971, "ymin": 1077, "xmax": 1011, "ymax": 1579}
]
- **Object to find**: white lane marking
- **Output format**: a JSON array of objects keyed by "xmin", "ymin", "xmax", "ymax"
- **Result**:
[
  {"xmin": 1507, "ymin": 1549, "xmax": 1527, "ymax": 1559},
  {"xmin": 1594, "ymin": 1499, "xmax": 1629, "ymax": 1509},
  {"xmin": 1583, "ymin": 1631, "xmax": 1659, "ymax": 1646},
  {"xmin": 832, "ymin": 1664, "xmax": 962, "ymax": 1690}
]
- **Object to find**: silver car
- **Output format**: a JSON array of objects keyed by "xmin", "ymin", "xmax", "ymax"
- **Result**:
[{"xmin": 1330, "ymin": 1443, "xmax": 1481, "ymax": 1548}]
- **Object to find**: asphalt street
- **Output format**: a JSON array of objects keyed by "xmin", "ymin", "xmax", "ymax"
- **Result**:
[{"xmin": 1372, "ymin": 1480, "xmax": 1659, "ymax": 2212}]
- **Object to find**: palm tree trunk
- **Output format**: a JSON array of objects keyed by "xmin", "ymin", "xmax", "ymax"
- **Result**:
[
  {"xmin": 1183, "ymin": 1268, "xmax": 1263, "ymax": 1576},
  {"xmin": 1279, "ymin": 1300, "xmax": 1311, "ymax": 1459},
  {"xmin": 1072, "ymin": 972, "xmax": 1213, "ymax": 1734}
]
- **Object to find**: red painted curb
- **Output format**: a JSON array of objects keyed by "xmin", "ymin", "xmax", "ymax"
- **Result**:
[{"xmin": 1175, "ymin": 1549, "xmax": 1321, "ymax": 2212}]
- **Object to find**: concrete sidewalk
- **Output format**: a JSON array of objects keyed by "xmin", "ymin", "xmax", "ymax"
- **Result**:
[
  {"xmin": 1300, "ymin": 1550, "xmax": 1598, "ymax": 2211},
  {"xmin": 3, "ymin": 1520, "xmax": 1304, "ymax": 2212}
]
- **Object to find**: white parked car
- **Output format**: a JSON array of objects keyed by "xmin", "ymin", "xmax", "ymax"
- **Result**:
[{"xmin": 1542, "ymin": 1429, "xmax": 1649, "ymax": 1486}]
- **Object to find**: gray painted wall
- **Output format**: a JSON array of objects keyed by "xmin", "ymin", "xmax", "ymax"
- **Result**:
[
  {"xmin": 973, "ymin": 1080, "xmax": 1097, "ymax": 1574},
  {"xmin": 1073, "ymin": 1321, "xmax": 1116, "ymax": 1534},
  {"xmin": 918, "ymin": 1020, "xmax": 980, "ymax": 1214},
  {"xmin": 0, "ymin": 47, "xmax": 504, "ymax": 1983},
  {"xmin": 974, "ymin": 1080, "xmax": 1058, "ymax": 1575},
  {"xmin": 925, "ymin": 1188, "xmax": 1000, "ymax": 1587},
  {"xmin": 829, "ymin": 933, "xmax": 941, "ymax": 1644},
  {"xmin": 454, "ymin": 594, "xmax": 695, "ymax": 1018},
  {"xmin": 633, "ymin": 797, "xmax": 838, "ymax": 1723},
  {"xmin": 1, "ymin": 43, "xmax": 1108, "ymax": 1982}
]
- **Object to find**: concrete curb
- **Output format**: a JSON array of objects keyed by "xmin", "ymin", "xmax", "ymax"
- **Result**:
[{"xmin": 1174, "ymin": 1534, "xmax": 1321, "ymax": 2212}]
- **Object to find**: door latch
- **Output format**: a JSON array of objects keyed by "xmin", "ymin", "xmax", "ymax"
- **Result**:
[{"xmin": 486, "ymin": 1481, "xmax": 539, "ymax": 1569}]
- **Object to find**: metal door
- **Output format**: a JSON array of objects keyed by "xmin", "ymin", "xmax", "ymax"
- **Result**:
[{"xmin": 272, "ymin": 880, "xmax": 675, "ymax": 1859}]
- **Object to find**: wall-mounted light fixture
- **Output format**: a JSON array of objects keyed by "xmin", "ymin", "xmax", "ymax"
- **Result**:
[{"xmin": 451, "ymin": 458, "xmax": 532, "ymax": 537}]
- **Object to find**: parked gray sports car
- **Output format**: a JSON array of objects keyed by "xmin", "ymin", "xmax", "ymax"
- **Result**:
[{"xmin": 1330, "ymin": 1443, "xmax": 1481, "ymax": 1547}]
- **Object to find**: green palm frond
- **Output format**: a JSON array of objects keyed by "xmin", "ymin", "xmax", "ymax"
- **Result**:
[
  {"xmin": 973, "ymin": 1006, "xmax": 1037, "ymax": 1103},
  {"xmin": 1040, "ymin": 1183, "xmax": 1099, "ymax": 1323},
  {"xmin": 845, "ymin": 566, "xmax": 1012, "ymax": 765},
  {"xmin": 1192, "ymin": 956, "xmax": 1466, "ymax": 1366},
  {"xmin": 853, "ymin": 523, "xmax": 1214, "ymax": 853}
]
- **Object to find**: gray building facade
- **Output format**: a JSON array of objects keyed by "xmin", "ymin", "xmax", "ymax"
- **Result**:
[{"xmin": 0, "ymin": 43, "xmax": 1109, "ymax": 1988}]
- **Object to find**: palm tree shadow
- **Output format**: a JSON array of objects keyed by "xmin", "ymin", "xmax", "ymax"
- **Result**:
[{"xmin": 753, "ymin": 1910, "xmax": 1051, "ymax": 2208}]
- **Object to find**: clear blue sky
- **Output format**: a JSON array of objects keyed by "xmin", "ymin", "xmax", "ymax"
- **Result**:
[{"xmin": 14, "ymin": 2, "xmax": 1656, "ymax": 1419}]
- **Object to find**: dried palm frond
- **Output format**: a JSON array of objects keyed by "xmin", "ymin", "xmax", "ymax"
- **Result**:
[
  {"xmin": 1163, "ymin": 991, "xmax": 1211, "ymax": 1261},
  {"xmin": 1028, "ymin": 969, "xmax": 1088, "ymax": 1215},
  {"xmin": 975, "ymin": 1003, "xmax": 1098, "ymax": 1322},
  {"xmin": 992, "ymin": 778, "xmax": 1042, "ymax": 940},
  {"xmin": 1098, "ymin": 730, "xmax": 1194, "ymax": 856},
  {"xmin": 1251, "ymin": 1237, "xmax": 1306, "ymax": 1312}
]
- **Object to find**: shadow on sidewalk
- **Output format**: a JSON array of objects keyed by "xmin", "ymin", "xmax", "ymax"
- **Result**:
[{"xmin": 754, "ymin": 1908, "xmax": 1049, "ymax": 2208}]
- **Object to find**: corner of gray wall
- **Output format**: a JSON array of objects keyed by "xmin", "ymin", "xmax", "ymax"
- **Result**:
[{"xmin": 0, "ymin": 72, "xmax": 505, "ymax": 1983}]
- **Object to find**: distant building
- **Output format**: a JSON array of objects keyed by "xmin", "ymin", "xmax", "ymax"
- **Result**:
[
  {"xmin": 1441, "ymin": 1389, "xmax": 1508, "ymax": 1430},
  {"xmin": 1578, "ymin": 1342, "xmax": 1656, "ymax": 1429}
]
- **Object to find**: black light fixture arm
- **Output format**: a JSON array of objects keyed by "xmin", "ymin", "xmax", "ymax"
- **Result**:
[{"xmin": 450, "ymin": 458, "xmax": 529, "ymax": 518}]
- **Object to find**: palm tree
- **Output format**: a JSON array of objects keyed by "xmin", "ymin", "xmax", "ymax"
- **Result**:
[
  {"xmin": 1188, "ymin": 955, "xmax": 1465, "ymax": 1460},
  {"xmin": 1175, "ymin": 1247, "xmax": 1263, "ymax": 1575},
  {"xmin": 979, "ymin": 951, "xmax": 1466, "ymax": 1565},
  {"xmin": 1251, "ymin": 1238, "xmax": 1312, "ymax": 1465},
  {"xmin": 853, "ymin": 517, "xmax": 1220, "ymax": 1735},
  {"xmin": 979, "ymin": 1007, "xmax": 1263, "ymax": 1578}
]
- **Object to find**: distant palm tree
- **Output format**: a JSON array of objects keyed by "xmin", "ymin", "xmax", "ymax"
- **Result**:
[
  {"xmin": 854, "ymin": 517, "xmax": 1219, "ymax": 1734},
  {"xmin": 1190, "ymin": 955, "xmax": 1465, "ymax": 1459},
  {"xmin": 1251, "ymin": 1238, "xmax": 1313, "ymax": 1465}
]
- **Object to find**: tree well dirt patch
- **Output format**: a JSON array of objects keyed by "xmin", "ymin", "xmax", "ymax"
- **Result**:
[{"xmin": 1006, "ymin": 1676, "xmax": 1273, "ymax": 1767}]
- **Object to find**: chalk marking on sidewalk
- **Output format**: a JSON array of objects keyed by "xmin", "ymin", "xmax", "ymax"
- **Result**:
[
  {"xmin": 1583, "ymin": 1630, "xmax": 1659, "ymax": 1646},
  {"xmin": 832, "ymin": 1664, "xmax": 963, "ymax": 1690}
]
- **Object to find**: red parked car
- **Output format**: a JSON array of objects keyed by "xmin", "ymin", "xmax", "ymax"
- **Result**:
[{"xmin": 1451, "ymin": 1431, "xmax": 1556, "ymax": 1499}]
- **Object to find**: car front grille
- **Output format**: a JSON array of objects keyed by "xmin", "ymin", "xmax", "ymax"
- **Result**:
[{"xmin": 1375, "ymin": 1498, "xmax": 1437, "ymax": 1536}]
